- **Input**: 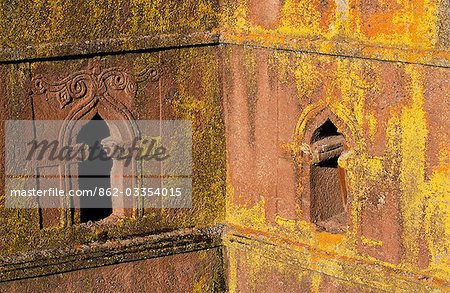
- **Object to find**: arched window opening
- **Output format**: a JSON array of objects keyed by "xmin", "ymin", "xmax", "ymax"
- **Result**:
[
  {"xmin": 77, "ymin": 113, "xmax": 113, "ymax": 223},
  {"xmin": 309, "ymin": 119, "xmax": 348, "ymax": 233}
]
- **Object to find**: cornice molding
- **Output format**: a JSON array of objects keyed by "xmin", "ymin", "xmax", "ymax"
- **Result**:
[
  {"xmin": 0, "ymin": 225, "xmax": 223, "ymax": 282},
  {"xmin": 0, "ymin": 31, "xmax": 220, "ymax": 63}
]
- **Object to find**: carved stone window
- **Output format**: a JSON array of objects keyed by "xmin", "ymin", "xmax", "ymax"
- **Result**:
[
  {"xmin": 31, "ymin": 61, "xmax": 158, "ymax": 227},
  {"xmin": 309, "ymin": 119, "xmax": 348, "ymax": 233},
  {"xmin": 76, "ymin": 114, "xmax": 113, "ymax": 223}
]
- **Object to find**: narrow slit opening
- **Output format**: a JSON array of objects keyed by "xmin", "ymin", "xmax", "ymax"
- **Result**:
[
  {"xmin": 310, "ymin": 119, "xmax": 347, "ymax": 233},
  {"xmin": 77, "ymin": 113, "xmax": 113, "ymax": 223}
]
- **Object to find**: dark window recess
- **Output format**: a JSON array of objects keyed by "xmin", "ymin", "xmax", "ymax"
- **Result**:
[
  {"xmin": 310, "ymin": 119, "xmax": 348, "ymax": 233},
  {"xmin": 77, "ymin": 114, "xmax": 113, "ymax": 223}
]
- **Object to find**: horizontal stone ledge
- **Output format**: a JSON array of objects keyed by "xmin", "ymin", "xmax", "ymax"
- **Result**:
[
  {"xmin": 0, "ymin": 31, "xmax": 220, "ymax": 63},
  {"xmin": 224, "ymin": 230, "xmax": 450, "ymax": 292},
  {"xmin": 220, "ymin": 34, "xmax": 450, "ymax": 69},
  {"xmin": 0, "ymin": 225, "xmax": 224, "ymax": 282}
]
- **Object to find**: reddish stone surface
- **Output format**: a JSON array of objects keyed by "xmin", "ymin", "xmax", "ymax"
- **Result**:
[
  {"xmin": 222, "ymin": 41, "xmax": 449, "ymax": 290},
  {"xmin": 248, "ymin": 0, "xmax": 284, "ymax": 29},
  {"xmin": 229, "ymin": 247, "xmax": 378, "ymax": 292},
  {"xmin": 1, "ymin": 0, "xmax": 450, "ymax": 291},
  {"xmin": 423, "ymin": 66, "xmax": 450, "ymax": 178},
  {"xmin": 0, "ymin": 249, "xmax": 222, "ymax": 293}
]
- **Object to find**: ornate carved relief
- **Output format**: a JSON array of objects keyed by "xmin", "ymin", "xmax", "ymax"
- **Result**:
[
  {"xmin": 289, "ymin": 102, "xmax": 360, "ymax": 228},
  {"xmin": 30, "ymin": 59, "xmax": 158, "ymax": 226},
  {"xmin": 31, "ymin": 61, "xmax": 160, "ymax": 108}
]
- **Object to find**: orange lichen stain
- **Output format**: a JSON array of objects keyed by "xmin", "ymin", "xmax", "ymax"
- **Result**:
[
  {"xmin": 223, "ymin": 34, "xmax": 450, "ymax": 293},
  {"xmin": 360, "ymin": 235, "xmax": 383, "ymax": 248},
  {"xmin": 193, "ymin": 275, "xmax": 207, "ymax": 293},
  {"xmin": 221, "ymin": 0, "xmax": 336, "ymax": 43},
  {"xmin": 367, "ymin": 113, "xmax": 378, "ymax": 142},
  {"xmin": 335, "ymin": 58, "xmax": 380, "ymax": 128},
  {"xmin": 279, "ymin": 0, "xmax": 322, "ymax": 37},
  {"xmin": 423, "ymin": 143, "xmax": 450, "ymax": 279},
  {"xmin": 398, "ymin": 65, "xmax": 428, "ymax": 267},
  {"xmin": 225, "ymin": 160, "xmax": 267, "ymax": 231},
  {"xmin": 220, "ymin": 0, "xmax": 447, "ymax": 65},
  {"xmin": 170, "ymin": 47, "xmax": 226, "ymax": 226},
  {"xmin": 1, "ymin": 0, "xmax": 219, "ymax": 55},
  {"xmin": 274, "ymin": 216, "xmax": 297, "ymax": 232},
  {"xmin": 311, "ymin": 273, "xmax": 322, "ymax": 292},
  {"xmin": 226, "ymin": 192, "xmax": 267, "ymax": 232},
  {"xmin": 347, "ymin": 0, "xmax": 439, "ymax": 50},
  {"xmin": 358, "ymin": 0, "xmax": 408, "ymax": 38},
  {"xmin": 292, "ymin": 55, "xmax": 323, "ymax": 103},
  {"xmin": 225, "ymin": 237, "xmax": 310, "ymax": 293},
  {"xmin": 225, "ymin": 224, "xmax": 444, "ymax": 290},
  {"xmin": 226, "ymin": 245, "xmax": 238, "ymax": 293},
  {"xmin": 317, "ymin": 231, "xmax": 345, "ymax": 248}
]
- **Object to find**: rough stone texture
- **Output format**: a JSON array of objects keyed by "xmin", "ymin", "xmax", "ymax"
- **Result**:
[
  {"xmin": 220, "ymin": 0, "xmax": 450, "ymax": 66},
  {"xmin": 225, "ymin": 243, "xmax": 381, "ymax": 292},
  {"xmin": 0, "ymin": 63, "xmax": 36, "ymax": 255},
  {"xmin": 438, "ymin": 0, "xmax": 450, "ymax": 49},
  {"xmin": 223, "ymin": 44, "xmax": 450, "ymax": 290},
  {"xmin": 0, "ymin": 0, "xmax": 450, "ymax": 292},
  {"xmin": 0, "ymin": 0, "xmax": 220, "ymax": 61},
  {"xmin": 0, "ymin": 47, "xmax": 226, "ymax": 256},
  {"xmin": 0, "ymin": 248, "xmax": 224, "ymax": 293}
]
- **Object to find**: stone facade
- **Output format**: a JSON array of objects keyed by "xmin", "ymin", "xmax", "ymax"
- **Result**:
[{"xmin": 0, "ymin": 0, "xmax": 449, "ymax": 292}]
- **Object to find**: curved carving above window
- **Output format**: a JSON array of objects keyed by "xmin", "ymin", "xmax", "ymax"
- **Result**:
[
  {"xmin": 289, "ymin": 101, "xmax": 363, "ymax": 233},
  {"xmin": 31, "ymin": 61, "xmax": 161, "ymax": 109},
  {"xmin": 28, "ymin": 59, "xmax": 154, "ymax": 227}
]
